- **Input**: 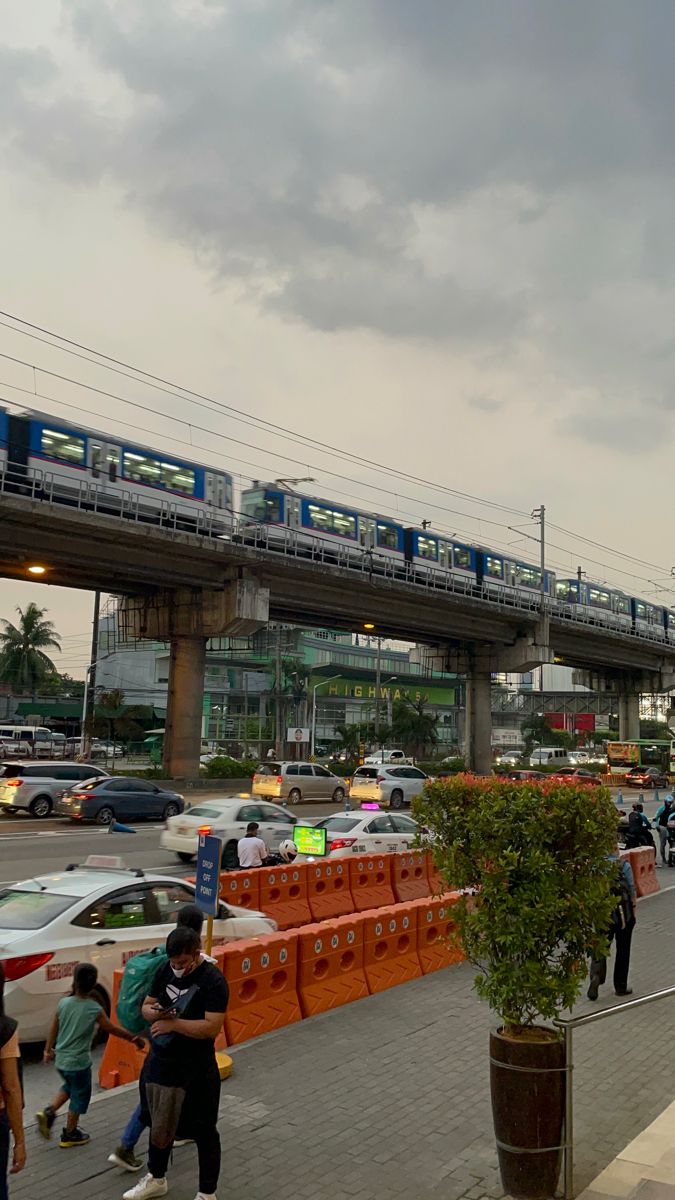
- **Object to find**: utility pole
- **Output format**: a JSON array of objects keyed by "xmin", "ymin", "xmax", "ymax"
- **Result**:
[
  {"xmin": 374, "ymin": 637, "xmax": 382, "ymax": 745},
  {"xmin": 80, "ymin": 590, "xmax": 101, "ymax": 758},
  {"xmin": 531, "ymin": 505, "xmax": 546, "ymax": 697},
  {"xmin": 274, "ymin": 627, "xmax": 283, "ymax": 756}
]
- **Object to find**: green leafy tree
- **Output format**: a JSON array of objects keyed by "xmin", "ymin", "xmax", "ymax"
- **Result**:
[
  {"xmin": 414, "ymin": 775, "xmax": 618, "ymax": 1032},
  {"xmin": 0, "ymin": 603, "xmax": 61, "ymax": 694},
  {"xmin": 520, "ymin": 714, "xmax": 573, "ymax": 755},
  {"xmin": 391, "ymin": 696, "xmax": 438, "ymax": 757}
]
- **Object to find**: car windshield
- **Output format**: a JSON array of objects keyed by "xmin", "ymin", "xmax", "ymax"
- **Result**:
[
  {"xmin": 0, "ymin": 888, "xmax": 78, "ymax": 929},
  {"xmin": 314, "ymin": 817, "xmax": 360, "ymax": 832},
  {"xmin": 185, "ymin": 805, "xmax": 231, "ymax": 819}
]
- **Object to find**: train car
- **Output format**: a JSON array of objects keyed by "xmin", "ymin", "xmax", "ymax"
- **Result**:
[
  {"xmin": 0, "ymin": 405, "xmax": 6, "ymax": 474},
  {"xmin": 402, "ymin": 528, "xmax": 478, "ymax": 586},
  {"xmin": 475, "ymin": 548, "xmax": 555, "ymax": 601},
  {"xmin": 554, "ymin": 579, "xmax": 632, "ymax": 631},
  {"xmin": 3, "ymin": 408, "xmax": 233, "ymax": 527},
  {"xmin": 631, "ymin": 597, "xmax": 667, "ymax": 641}
]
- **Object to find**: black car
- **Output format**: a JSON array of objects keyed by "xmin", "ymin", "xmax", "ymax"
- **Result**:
[
  {"xmin": 625, "ymin": 766, "xmax": 669, "ymax": 789},
  {"xmin": 55, "ymin": 777, "xmax": 185, "ymax": 824}
]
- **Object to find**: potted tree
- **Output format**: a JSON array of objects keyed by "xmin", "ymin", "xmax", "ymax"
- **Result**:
[{"xmin": 414, "ymin": 775, "xmax": 618, "ymax": 1200}]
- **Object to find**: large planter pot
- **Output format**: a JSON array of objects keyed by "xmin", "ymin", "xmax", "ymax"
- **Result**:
[{"xmin": 490, "ymin": 1026, "xmax": 565, "ymax": 1200}]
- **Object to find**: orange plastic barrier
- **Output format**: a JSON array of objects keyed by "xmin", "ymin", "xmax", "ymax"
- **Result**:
[
  {"xmin": 99, "ymin": 969, "xmax": 147, "ymax": 1089},
  {"xmin": 220, "ymin": 869, "xmax": 261, "ymax": 911},
  {"xmin": 413, "ymin": 894, "xmax": 464, "ymax": 973},
  {"xmin": 348, "ymin": 854, "xmax": 396, "ymax": 912},
  {"xmin": 307, "ymin": 859, "xmax": 354, "ymax": 921},
  {"xmin": 222, "ymin": 931, "xmax": 301, "ymax": 1045},
  {"xmin": 392, "ymin": 851, "xmax": 431, "ymax": 903},
  {"xmin": 426, "ymin": 852, "xmax": 446, "ymax": 897},
  {"xmin": 298, "ymin": 916, "xmax": 369, "ymax": 1017},
  {"xmin": 258, "ymin": 863, "xmax": 312, "ymax": 929},
  {"xmin": 363, "ymin": 904, "xmax": 422, "ymax": 994},
  {"xmin": 632, "ymin": 846, "xmax": 660, "ymax": 897}
]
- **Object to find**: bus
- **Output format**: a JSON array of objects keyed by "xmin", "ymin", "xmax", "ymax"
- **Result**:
[{"xmin": 607, "ymin": 739, "xmax": 673, "ymax": 778}]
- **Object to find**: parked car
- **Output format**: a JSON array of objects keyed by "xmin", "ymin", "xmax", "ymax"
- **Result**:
[
  {"xmin": 625, "ymin": 766, "xmax": 670, "ymax": 789},
  {"xmin": 498, "ymin": 769, "xmax": 549, "ymax": 782},
  {"xmin": 549, "ymin": 767, "xmax": 602, "ymax": 786},
  {"xmin": 349, "ymin": 764, "xmax": 430, "ymax": 809},
  {"xmin": 0, "ymin": 862, "xmax": 278, "ymax": 1042},
  {"xmin": 252, "ymin": 762, "xmax": 346, "ymax": 804},
  {"xmin": 309, "ymin": 810, "xmax": 420, "ymax": 857},
  {"xmin": 56, "ymin": 777, "xmax": 184, "ymax": 824},
  {"xmin": 0, "ymin": 761, "xmax": 110, "ymax": 818},
  {"xmin": 161, "ymin": 798, "xmax": 299, "ymax": 866},
  {"xmin": 363, "ymin": 749, "xmax": 411, "ymax": 765}
]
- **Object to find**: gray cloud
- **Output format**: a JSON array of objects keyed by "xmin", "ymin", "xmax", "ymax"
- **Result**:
[
  {"xmin": 2, "ymin": 0, "xmax": 675, "ymax": 450},
  {"xmin": 467, "ymin": 395, "xmax": 503, "ymax": 413}
]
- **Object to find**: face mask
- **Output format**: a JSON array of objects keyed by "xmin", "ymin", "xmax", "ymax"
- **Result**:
[{"xmin": 172, "ymin": 959, "xmax": 196, "ymax": 979}]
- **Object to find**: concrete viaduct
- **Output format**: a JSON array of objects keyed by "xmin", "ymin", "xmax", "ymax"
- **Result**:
[{"xmin": 1, "ymin": 490, "xmax": 673, "ymax": 776}]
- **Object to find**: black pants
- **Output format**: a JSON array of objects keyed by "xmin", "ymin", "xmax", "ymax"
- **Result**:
[
  {"xmin": 590, "ymin": 917, "xmax": 635, "ymax": 993},
  {"xmin": 148, "ymin": 1126, "xmax": 221, "ymax": 1194}
]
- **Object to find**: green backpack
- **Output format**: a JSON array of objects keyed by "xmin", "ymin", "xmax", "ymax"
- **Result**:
[{"xmin": 116, "ymin": 946, "xmax": 168, "ymax": 1034}]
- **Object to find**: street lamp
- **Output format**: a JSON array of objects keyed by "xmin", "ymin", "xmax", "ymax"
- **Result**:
[{"xmin": 311, "ymin": 675, "xmax": 342, "ymax": 758}]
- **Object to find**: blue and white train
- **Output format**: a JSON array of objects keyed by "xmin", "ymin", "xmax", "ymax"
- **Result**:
[
  {"xmin": 0, "ymin": 404, "xmax": 672, "ymax": 644},
  {"xmin": 0, "ymin": 406, "xmax": 233, "ymax": 524}
]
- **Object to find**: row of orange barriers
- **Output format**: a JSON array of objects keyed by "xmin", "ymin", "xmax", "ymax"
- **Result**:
[
  {"xmin": 99, "ymin": 892, "xmax": 464, "ymax": 1088},
  {"xmin": 620, "ymin": 845, "xmax": 660, "ymax": 897},
  {"xmin": 200, "ymin": 850, "xmax": 445, "ymax": 929}
]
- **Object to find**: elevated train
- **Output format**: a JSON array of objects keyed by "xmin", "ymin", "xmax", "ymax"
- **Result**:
[{"xmin": 0, "ymin": 404, "xmax": 671, "ymax": 644}]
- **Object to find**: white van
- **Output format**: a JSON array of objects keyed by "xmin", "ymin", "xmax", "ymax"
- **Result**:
[{"xmin": 529, "ymin": 746, "xmax": 570, "ymax": 767}]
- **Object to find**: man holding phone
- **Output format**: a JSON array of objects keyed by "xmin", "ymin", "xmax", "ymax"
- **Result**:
[{"xmin": 120, "ymin": 926, "xmax": 229, "ymax": 1200}]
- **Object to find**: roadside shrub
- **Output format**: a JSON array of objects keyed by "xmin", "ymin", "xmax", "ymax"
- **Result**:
[
  {"xmin": 414, "ymin": 774, "xmax": 618, "ymax": 1032},
  {"xmin": 202, "ymin": 757, "xmax": 258, "ymax": 779}
]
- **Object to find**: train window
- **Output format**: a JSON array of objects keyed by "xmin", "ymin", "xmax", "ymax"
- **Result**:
[
  {"xmin": 377, "ymin": 523, "xmax": 399, "ymax": 550},
  {"xmin": 514, "ymin": 564, "xmax": 541, "ymax": 589},
  {"xmin": 417, "ymin": 536, "xmax": 438, "ymax": 561},
  {"xmin": 242, "ymin": 491, "xmax": 282, "ymax": 522},
  {"xmin": 485, "ymin": 555, "xmax": 503, "ymax": 579},
  {"xmin": 589, "ymin": 587, "xmax": 611, "ymax": 609},
  {"xmin": 615, "ymin": 595, "xmax": 630, "ymax": 615},
  {"xmin": 41, "ymin": 428, "xmax": 85, "ymax": 466},
  {"xmin": 453, "ymin": 546, "xmax": 471, "ymax": 570},
  {"xmin": 634, "ymin": 601, "xmax": 646, "ymax": 618},
  {"xmin": 123, "ymin": 451, "xmax": 161, "ymax": 484},
  {"xmin": 160, "ymin": 462, "xmax": 195, "ymax": 495},
  {"xmin": 556, "ymin": 581, "xmax": 576, "ymax": 601},
  {"xmin": 307, "ymin": 504, "xmax": 356, "ymax": 539}
]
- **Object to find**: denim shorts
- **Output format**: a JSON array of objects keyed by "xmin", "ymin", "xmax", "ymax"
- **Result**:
[{"xmin": 57, "ymin": 1067, "xmax": 92, "ymax": 1115}]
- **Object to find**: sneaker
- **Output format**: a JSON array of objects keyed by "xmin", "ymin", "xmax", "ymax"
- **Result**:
[
  {"xmin": 194, "ymin": 1194, "xmax": 217, "ymax": 1200},
  {"xmin": 587, "ymin": 978, "xmax": 599, "ymax": 1001},
  {"xmin": 36, "ymin": 1106, "xmax": 56, "ymax": 1139},
  {"xmin": 108, "ymin": 1144, "xmax": 144, "ymax": 1172},
  {"xmin": 123, "ymin": 1174, "xmax": 169, "ymax": 1200},
  {"xmin": 173, "ymin": 1138, "xmax": 193, "ymax": 1147},
  {"xmin": 60, "ymin": 1127, "xmax": 90, "ymax": 1148}
]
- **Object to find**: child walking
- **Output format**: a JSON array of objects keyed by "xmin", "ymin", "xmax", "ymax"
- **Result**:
[{"xmin": 37, "ymin": 963, "xmax": 145, "ymax": 1148}]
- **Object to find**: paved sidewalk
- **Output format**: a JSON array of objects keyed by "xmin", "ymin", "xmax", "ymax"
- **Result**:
[{"xmin": 12, "ymin": 883, "xmax": 675, "ymax": 1200}]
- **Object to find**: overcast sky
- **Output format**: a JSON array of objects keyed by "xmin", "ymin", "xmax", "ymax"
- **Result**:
[{"xmin": 0, "ymin": 0, "xmax": 674, "ymax": 675}]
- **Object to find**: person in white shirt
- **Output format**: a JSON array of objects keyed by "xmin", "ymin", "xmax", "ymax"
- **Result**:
[{"xmin": 237, "ymin": 823, "xmax": 268, "ymax": 868}]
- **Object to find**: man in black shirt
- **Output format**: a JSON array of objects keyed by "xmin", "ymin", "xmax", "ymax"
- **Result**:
[{"xmin": 122, "ymin": 927, "xmax": 229, "ymax": 1200}]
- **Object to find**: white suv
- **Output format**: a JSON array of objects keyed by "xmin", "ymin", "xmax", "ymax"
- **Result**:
[
  {"xmin": 349, "ymin": 765, "xmax": 430, "ymax": 810},
  {"xmin": 0, "ymin": 761, "xmax": 110, "ymax": 818}
]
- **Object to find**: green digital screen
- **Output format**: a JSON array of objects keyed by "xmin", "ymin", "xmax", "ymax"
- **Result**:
[{"xmin": 294, "ymin": 825, "xmax": 327, "ymax": 857}]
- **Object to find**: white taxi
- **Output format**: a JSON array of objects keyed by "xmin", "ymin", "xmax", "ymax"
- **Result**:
[
  {"xmin": 0, "ymin": 859, "xmax": 277, "ymax": 1042},
  {"xmin": 309, "ymin": 810, "xmax": 419, "ymax": 858},
  {"xmin": 160, "ymin": 797, "xmax": 298, "ymax": 867}
]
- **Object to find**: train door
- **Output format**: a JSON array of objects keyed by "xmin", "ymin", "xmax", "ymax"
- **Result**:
[
  {"xmin": 7, "ymin": 415, "xmax": 30, "ymax": 485},
  {"xmin": 287, "ymin": 495, "xmax": 300, "ymax": 529},
  {"xmin": 88, "ymin": 440, "xmax": 121, "ymax": 502},
  {"xmin": 359, "ymin": 517, "xmax": 375, "ymax": 550},
  {"xmin": 204, "ymin": 472, "xmax": 226, "ymax": 509}
]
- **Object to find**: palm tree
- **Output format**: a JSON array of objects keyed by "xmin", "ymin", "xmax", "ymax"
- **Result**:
[
  {"xmin": 0, "ymin": 603, "xmax": 61, "ymax": 694},
  {"xmin": 391, "ymin": 696, "xmax": 438, "ymax": 758}
]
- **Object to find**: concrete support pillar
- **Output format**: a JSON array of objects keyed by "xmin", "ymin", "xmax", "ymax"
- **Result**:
[
  {"xmin": 618, "ymin": 692, "xmax": 640, "ymax": 742},
  {"xmin": 163, "ymin": 635, "xmax": 207, "ymax": 778},
  {"xmin": 465, "ymin": 657, "xmax": 493, "ymax": 776}
]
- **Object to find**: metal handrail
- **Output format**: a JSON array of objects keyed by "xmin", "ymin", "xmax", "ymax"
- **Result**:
[{"xmin": 554, "ymin": 984, "xmax": 675, "ymax": 1199}]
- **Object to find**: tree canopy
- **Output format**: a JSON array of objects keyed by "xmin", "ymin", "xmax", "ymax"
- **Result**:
[{"xmin": 0, "ymin": 604, "xmax": 61, "ymax": 693}]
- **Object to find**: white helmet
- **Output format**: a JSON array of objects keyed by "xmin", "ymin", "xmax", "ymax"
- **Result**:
[{"xmin": 278, "ymin": 839, "xmax": 298, "ymax": 862}]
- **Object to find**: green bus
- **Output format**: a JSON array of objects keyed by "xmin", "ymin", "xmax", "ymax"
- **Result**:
[{"xmin": 607, "ymin": 739, "xmax": 673, "ymax": 778}]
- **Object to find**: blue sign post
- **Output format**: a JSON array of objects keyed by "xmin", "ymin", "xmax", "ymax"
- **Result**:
[{"xmin": 195, "ymin": 832, "xmax": 223, "ymax": 954}]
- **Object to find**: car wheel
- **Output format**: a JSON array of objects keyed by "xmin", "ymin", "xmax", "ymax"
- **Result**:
[
  {"xmin": 332, "ymin": 786, "xmax": 345, "ymax": 803},
  {"xmin": 223, "ymin": 839, "xmax": 239, "ymax": 870},
  {"xmin": 29, "ymin": 795, "xmax": 52, "ymax": 818},
  {"xmin": 288, "ymin": 788, "xmax": 302, "ymax": 804},
  {"xmin": 163, "ymin": 801, "xmax": 180, "ymax": 819},
  {"xmin": 96, "ymin": 805, "xmax": 115, "ymax": 825},
  {"xmin": 389, "ymin": 789, "xmax": 404, "ymax": 810},
  {"xmin": 177, "ymin": 852, "xmax": 194, "ymax": 864}
]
